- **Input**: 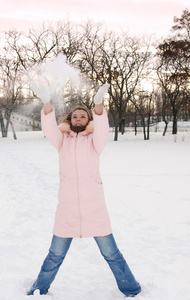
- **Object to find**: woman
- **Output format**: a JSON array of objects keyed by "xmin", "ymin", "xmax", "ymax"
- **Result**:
[{"xmin": 27, "ymin": 84, "xmax": 141, "ymax": 297}]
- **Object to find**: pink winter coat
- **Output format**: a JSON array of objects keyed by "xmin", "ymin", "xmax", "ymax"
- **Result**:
[{"xmin": 41, "ymin": 107, "xmax": 112, "ymax": 238}]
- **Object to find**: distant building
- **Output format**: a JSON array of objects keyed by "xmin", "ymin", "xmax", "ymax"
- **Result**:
[{"xmin": 10, "ymin": 112, "xmax": 41, "ymax": 131}]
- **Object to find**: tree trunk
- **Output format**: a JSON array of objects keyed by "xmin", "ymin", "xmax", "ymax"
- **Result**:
[
  {"xmin": 163, "ymin": 120, "xmax": 169, "ymax": 136},
  {"xmin": 121, "ymin": 118, "xmax": 125, "ymax": 135},
  {"xmin": 172, "ymin": 114, "xmax": 178, "ymax": 134},
  {"xmin": 114, "ymin": 128, "xmax": 118, "ymax": 141},
  {"xmin": 134, "ymin": 112, "xmax": 137, "ymax": 135},
  {"xmin": 10, "ymin": 121, "xmax": 17, "ymax": 140},
  {"xmin": 0, "ymin": 110, "xmax": 6, "ymax": 137},
  {"xmin": 112, "ymin": 116, "xmax": 119, "ymax": 141},
  {"xmin": 5, "ymin": 120, "xmax": 10, "ymax": 136},
  {"xmin": 143, "ymin": 123, "xmax": 147, "ymax": 140},
  {"xmin": 147, "ymin": 112, "xmax": 151, "ymax": 140},
  {"xmin": 111, "ymin": 112, "xmax": 119, "ymax": 141},
  {"xmin": 140, "ymin": 116, "xmax": 147, "ymax": 140},
  {"xmin": 4, "ymin": 109, "xmax": 13, "ymax": 137}
]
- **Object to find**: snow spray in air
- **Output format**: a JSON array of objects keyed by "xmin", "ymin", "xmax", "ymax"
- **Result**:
[{"xmin": 27, "ymin": 53, "xmax": 80, "ymax": 108}]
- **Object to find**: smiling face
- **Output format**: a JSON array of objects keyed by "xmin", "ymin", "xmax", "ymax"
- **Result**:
[{"xmin": 71, "ymin": 109, "xmax": 89, "ymax": 127}]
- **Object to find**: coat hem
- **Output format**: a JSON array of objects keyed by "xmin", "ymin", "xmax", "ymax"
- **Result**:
[{"xmin": 53, "ymin": 230, "xmax": 113, "ymax": 239}]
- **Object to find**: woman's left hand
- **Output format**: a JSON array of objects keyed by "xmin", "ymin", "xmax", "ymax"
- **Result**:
[
  {"xmin": 94, "ymin": 84, "xmax": 110, "ymax": 115},
  {"xmin": 94, "ymin": 84, "xmax": 110, "ymax": 105},
  {"xmin": 86, "ymin": 121, "xmax": 94, "ymax": 133}
]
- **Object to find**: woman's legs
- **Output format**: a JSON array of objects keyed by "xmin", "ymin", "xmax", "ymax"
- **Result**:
[
  {"xmin": 27, "ymin": 235, "xmax": 73, "ymax": 295},
  {"xmin": 94, "ymin": 234, "xmax": 141, "ymax": 297}
]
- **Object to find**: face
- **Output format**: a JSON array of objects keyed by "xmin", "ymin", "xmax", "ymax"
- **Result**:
[{"xmin": 71, "ymin": 110, "xmax": 89, "ymax": 127}]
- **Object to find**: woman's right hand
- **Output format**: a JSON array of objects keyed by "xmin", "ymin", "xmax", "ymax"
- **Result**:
[
  {"xmin": 58, "ymin": 122, "xmax": 71, "ymax": 133},
  {"xmin": 43, "ymin": 102, "xmax": 53, "ymax": 115}
]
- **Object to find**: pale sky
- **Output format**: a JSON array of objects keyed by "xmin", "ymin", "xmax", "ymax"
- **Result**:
[{"xmin": 0, "ymin": 0, "xmax": 189, "ymax": 38}]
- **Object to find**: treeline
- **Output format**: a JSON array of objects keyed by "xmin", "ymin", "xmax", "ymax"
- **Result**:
[{"xmin": 0, "ymin": 9, "xmax": 189, "ymax": 140}]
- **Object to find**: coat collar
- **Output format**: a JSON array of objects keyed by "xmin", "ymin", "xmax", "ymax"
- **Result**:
[{"xmin": 69, "ymin": 130, "xmax": 91, "ymax": 138}]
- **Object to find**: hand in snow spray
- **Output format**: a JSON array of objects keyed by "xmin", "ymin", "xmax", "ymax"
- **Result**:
[
  {"xmin": 94, "ymin": 84, "xmax": 110, "ymax": 104},
  {"xmin": 27, "ymin": 53, "xmax": 80, "ymax": 105},
  {"xmin": 29, "ymin": 76, "xmax": 51, "ymax": 103}
]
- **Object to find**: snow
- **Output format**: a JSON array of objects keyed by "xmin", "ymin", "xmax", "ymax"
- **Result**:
[
  {"xmin": 27, "ymin": 53, "xmax": 80, "ymax": 105},
  {"xmin": 0, "ymin": 130, "xmax": 190, "ymax": 300}
]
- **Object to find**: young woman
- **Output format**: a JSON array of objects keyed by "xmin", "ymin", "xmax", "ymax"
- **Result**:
[{"xmin": 27, "ymin": 84, "xmax": 141, "ymax": 297}]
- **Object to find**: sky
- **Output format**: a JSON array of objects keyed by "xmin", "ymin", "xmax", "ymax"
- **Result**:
[{"xmin": 0, "ymin": 0, "xmax": 189, "ymax": 38}]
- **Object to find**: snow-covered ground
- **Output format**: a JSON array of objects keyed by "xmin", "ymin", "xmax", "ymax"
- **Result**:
[{"xmin": 0, "ymin": 130, "xmax": 190, "ymax": 300}]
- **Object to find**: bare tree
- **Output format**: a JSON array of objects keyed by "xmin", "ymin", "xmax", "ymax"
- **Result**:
[
  {"xmin": 172, "ymin": 8, "xmax": 190, "ymax": 40},
  {"xmin": 156, "ymin": 38, "xmax": 190, "ymax": 134},
  {"xmin": 130, "ymin": 90, "xmax": 155, "ymax": 140},
  {"xmin": 76, "ymin": 22, "xmax": 153, "ymax": 140},
  {"xmin": 0, "ymin": 43, "xmax": 26, "ymax": 138},
  {"xmin": 102, "ymin": 33, "xmax": 152, "ymax": 140},
  {"xmin": 74, "ymin": 20, "xmax": 110, "ymax": 108},
  {"xmin": 1, "ymin": 21, "xmax": 84, "ymax": 129},
  {"xmin": 160, "ymin": 89, "xmax": 170, "ymax": 136}
]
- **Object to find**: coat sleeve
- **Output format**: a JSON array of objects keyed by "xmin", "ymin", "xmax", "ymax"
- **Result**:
[
  {"xmin": 92, "ymin": 108, "xmax": 109, "ymax": 154},
  {"xmin": 41, "ymin": 108, "xmax": 63, "ymax": 152}
]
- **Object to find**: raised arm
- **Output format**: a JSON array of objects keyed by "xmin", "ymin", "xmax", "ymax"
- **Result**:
[
  {"xmin": 41, "ymin": 102, "xmax": 63, "ymax": 151},
  {"xmin": 43, "ymin": 102, "xmax": 53, "ymax": 115},
  {"xmin": 93, "ymin": 84, "xmax": 110, "ymax": 115},
  {"xmin": 94, "ymin": 103, "xmax": 103, "ymax": 115},
  {"xmin": 92, "ymin": 84, "xmax": 110, "ymax": 154}
]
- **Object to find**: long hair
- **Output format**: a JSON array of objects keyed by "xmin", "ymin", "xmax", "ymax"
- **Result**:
[{"xmin": 59, "ymin": 105, "xmax": 93, "ymax": 125}]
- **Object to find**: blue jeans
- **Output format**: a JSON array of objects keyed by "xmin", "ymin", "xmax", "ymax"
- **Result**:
[{"xmin": 27, "ymin": 234, "xmax": 141, "ymax": 297}]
